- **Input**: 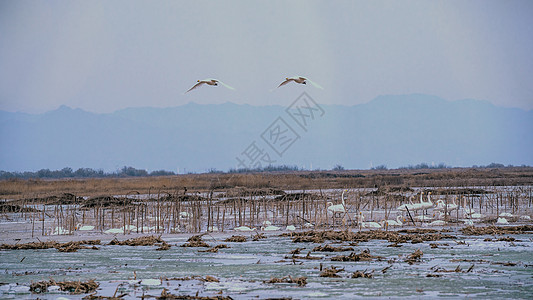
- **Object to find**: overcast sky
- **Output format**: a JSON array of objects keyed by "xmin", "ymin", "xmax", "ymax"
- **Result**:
[{"xmin": 1, "ymin": 0, "xmax": 532, "ymax": 113}]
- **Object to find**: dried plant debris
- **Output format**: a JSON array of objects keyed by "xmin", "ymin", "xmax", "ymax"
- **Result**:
[
  {"xmin": 108, "ymin": 235, "xmax": 164, "ymax": 246},
  {"xmin": 331, "ymin": 249, "xmax": 384, "ymax": 262},
  {"xmin": 155, "ymin": 241, "xmax": 171, "ymax": 251},
  {"xmin": 30, "ymin": 279, "xmax": 99, "ymax": 294},
  {"xmin": 201, "ymin": 276, "xmax": 220, "ymax": 283},
  {"xmin": 1, "ymin": 240, "xmax": 100, "ymax": 252},
  {"xmin": 15, "ymin": 193, "xmax": 82, "ymax": 205},
  {"xmin": 180, "ymin": 234, "xmax": 210, "ymax": 247},
  {"xmin": 0, "ymin": 204, "xmax": 41, "ymax": 213},
  {"xmin": 351, "ymin": 270, "xmax": 374, "ymax": 278},
  {"xmin": 290, "ymin": 251, "xmax": 323, "ymax": 260},
  {"xmin": 199, "ymin": 244, "xmax": 229, "ymax": 253},
  {"xmin": 313, "ymin": 244, "xmax": 354, "ymax": 252},
  {"xmin": 218, "ymin": 187, "xmax": 285, "ymax": 198},
  {"xmin": 405, "ymin": 249, "xmax": 423, "ymax": 265},
  {"xmin": 289, "ymin": 248, "xmax": 305, "ymax": 255},
  {"xmin": 252, "ymin": 233, "xmax": 266, "ymax": 241},
  {"xmin": 431, "ymin": 264, "xmax": 475, "ymax": 273},
  {"xmin": 461, "ymin": 225, "xmax": 533, "ymax": 235},
  {"xmin": 82, "ymin": 196, "xmax": 133, "ymax": 208},
  {"xmin": 265, "ymin": 275, "xmax": 307, "ymax": 286},
  {"xmin": 273, "ymin": 192, "xmax": 321, "ymax": 202},
  {"xmin": 224, "ymin": 235, "xmax": 247, "ymax": 243},
  {"xmin": 56, "ymin": 241, "xmax": 99, "ymax": 252},
  {"xmin": 157, "ymin": 288, "xmax": 233, "ymax": 300},
  {"xmin": 181, "ymin": 240, "xmax": 210, "ymax": 248},
  {"xmin": 286, "ymin": 230, "xmax": 455, "ymax": 245},
  {"xmin": 83, "ymin": 293, "xmax": 127, "ymax": 299},
  {"xmin": 319, "ymin": 266, "xmax": 344, "ymax": 277}
]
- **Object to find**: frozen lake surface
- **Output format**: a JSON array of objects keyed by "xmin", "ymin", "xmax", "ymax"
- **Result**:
[{"xmin": 1, "ymin": 229, "xmax": 533, "ymax": 299}]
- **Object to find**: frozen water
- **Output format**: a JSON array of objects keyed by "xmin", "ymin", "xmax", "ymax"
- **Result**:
[{"xmin": 1, "ymin": 230, "xmax": 532, "ymax": 299}]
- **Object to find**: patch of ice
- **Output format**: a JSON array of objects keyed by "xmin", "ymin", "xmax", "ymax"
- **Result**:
[{"xmin": 140, "ymin": 279, "xmax": 161, "ymax": 286}]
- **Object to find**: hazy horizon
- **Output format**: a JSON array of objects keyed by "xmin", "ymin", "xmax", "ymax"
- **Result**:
[{"xmin": 2, "ymin": 94, "xmax": 532, "ymax": 173}]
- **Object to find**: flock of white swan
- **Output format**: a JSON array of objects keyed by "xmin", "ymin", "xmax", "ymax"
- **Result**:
[
  {"xmin": 49, "ymin": 189, "xmax": 530, "ymax": 235},
  {"xmin": 185, "ymin": 76, "xmax": 323, "ymax": 93},
  {"xmin": 324, "ymin": 190, "xmax": 531, "ymax": 229}
]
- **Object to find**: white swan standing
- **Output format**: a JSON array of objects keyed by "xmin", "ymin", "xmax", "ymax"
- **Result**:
[
  {"xmin": 358, "ymin": 212, "xmax": 381, "ymax": 228},
  {"xmin": 496, "ymin": 217, "xmax": 509, "ymax": 224},
  {"xmin": 234, "ymin": 226, "xmax": 256, "ymax": 232},
  {"xmin": 464, "ymin": 208, "xmax": 483, "ymax": 219},
  {"xmin": 384, "ymin": 216, "xmax": 403, "ymax": 227},
  {"xmin": 261, "ymin": 225, "xmax": 281, "ymax": 231},
  {"xmin": 435, "ymin": 197, "xmax": 459, "ymax": 213},
  {"xmin": 286, "ymin": 225, "xmax": 296, "ymax": 231},
  {"xmin": 185, "ymin": 78, "xmax": 235, "ymax": 93},
  {"xmin": 277, "ymin": 76, "xmax": 324, "ymax": 89},
  {"xmin": 397, "ymin": 196, "xmax": 417, "ymax": 211},
  {"xmin": 404, "ymin": 192, "xmax": 426, "ymax": 212},
  {"xmin": 76, "ymin": 224, "xmax": 95, "ymax": 231},
  {"xmin": 327, "ymin": 190, "xmax": 347, "ymax": 215},
  {"xmin": 420, "ymin": 191, "xmax": 434, "ymax": 211},
  {"xmin": 414, "ymin": 215, "xmax": 433, "ymax": 221},
  {"xmin": 427, "ymin": 220, "xmax": 446, "ymax": 226}
]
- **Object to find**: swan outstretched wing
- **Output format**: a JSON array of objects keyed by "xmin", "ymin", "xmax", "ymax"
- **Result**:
[
  {"xmin": 185, "ymin": 81, "xmax": 205, "ymax": 93},
  {"xmin": 277, "ymin": 78, "xmax": 292, "ymax": 88},
  {"xmin": 217, "ymin": 80, "xmax": 236, "ymax": 90},
  {"xmin": 304, "ymin": 77, "xmax": 324, "ymax": 89}
]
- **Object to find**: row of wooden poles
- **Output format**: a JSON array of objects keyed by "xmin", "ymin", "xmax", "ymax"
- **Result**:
[{"xmin": 6, "ymin": 185, "xmax": 533, "ymax": 237}]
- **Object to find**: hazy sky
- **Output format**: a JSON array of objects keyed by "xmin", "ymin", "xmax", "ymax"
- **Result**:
[{"xmin": 1, "ymin": 0, "xmax": 532, "ymax": 113}]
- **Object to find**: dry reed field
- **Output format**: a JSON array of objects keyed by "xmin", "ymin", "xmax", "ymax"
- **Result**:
[{"xmin": 1, "ymin": 167, "xmax": 532, "ymax": 238}]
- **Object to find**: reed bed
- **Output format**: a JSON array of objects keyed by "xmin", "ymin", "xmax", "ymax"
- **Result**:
[{"xmin": 1, "ymin": 179, "xmax": 531, "ymax": 237}]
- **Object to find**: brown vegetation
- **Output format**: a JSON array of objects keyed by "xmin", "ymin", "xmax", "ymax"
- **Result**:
[
  {"xmin": 2, "ymin": 167, "xmax": 532, "ymax": 201},
  {"xmin": 30, "ymin": 279, "xmax": 99, "ymax": 294},
  {"xmin": 265, "ymin": 275, "xmax": 307, "ymax": 286},
  {"xmin": 224, "ymin": 235, "xmax": 247, "ymax": 243},
  {"xmin": 461, "ymin": 225, "xmax": 533, "ymax": 235},
  {"xmin": 108, "ymin": 235, "xmax": 164, "ymax": 246}
]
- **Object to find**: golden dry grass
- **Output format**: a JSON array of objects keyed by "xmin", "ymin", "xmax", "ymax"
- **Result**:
[{"xmin": 1, "ymin": 167, "xmax": 532, "ymax": 200}]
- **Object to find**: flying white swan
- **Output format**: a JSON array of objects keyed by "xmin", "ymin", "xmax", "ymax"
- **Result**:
[
  {"xmin": 277, "ymin": 76, "xmax": 324, "ymax": 89},
  {"xmin": 185, "ymin": 78, "xmax": 235, "ymax": 93}
]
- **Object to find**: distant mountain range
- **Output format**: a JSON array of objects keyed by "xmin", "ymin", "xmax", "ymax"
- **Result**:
[{"xmin": 1, "ymin": 94, "xmax": 532, "ymax": 173}]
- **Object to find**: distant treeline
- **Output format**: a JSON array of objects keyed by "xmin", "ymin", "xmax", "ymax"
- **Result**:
[
  {"xmin": 0, "ymin": 166, "xmax": 175, "ymax": 180},
  {"xmin": 372, "ymin": 162, "xmax": 526, "ymax": 170},
  {"xmin": 0, "ymin": 163, "xmax": 527, "ymax": 180}
]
